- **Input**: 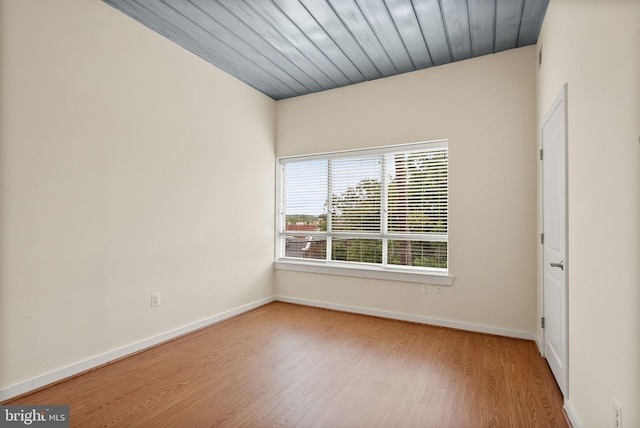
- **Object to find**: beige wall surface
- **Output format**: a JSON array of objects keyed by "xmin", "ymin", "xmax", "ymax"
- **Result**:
[
  {"xmin": 0, "ymin": 0, "xmax": 275, "ymax": 391},
  {"xmin": 276, "ymin": 47, "xmax": 538, "ymax": 335},
  {"xmin": 7, "ymin": 3, "xmax": 636, "ymax": 424},
  {"xmin": 537, "ymin": 1, "xmax": 640, "ymax": 426}
]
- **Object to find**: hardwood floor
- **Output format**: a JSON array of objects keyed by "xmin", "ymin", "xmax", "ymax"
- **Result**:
[{"xmin": 7, "ymin": 302, "xmax": 567, "ymax": 427}]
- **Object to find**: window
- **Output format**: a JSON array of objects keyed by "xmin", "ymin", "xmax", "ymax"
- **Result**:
[{"xmin": 276, "ymin": 140, "xmax": 451, "ymax": 284}]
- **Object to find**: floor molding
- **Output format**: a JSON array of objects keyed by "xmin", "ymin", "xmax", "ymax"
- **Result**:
[
  {"xmin": 564, "ymin": 399, "xmax": 582, "ymax": 428},
  {"xmin": 0, "ymin": 296, "xmax": 275, "ymax": 402},
  {"xmin": 535, "ymin": 335, "xmax": 545, "ymax": 356},
  {"xmin": 276, "ymin": 296, "xmax": 536, "ymax": 341}
]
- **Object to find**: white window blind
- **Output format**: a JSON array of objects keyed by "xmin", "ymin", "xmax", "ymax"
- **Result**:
[
  {"xmin": 330, "ymin": 155, "xmax": 381, "ymax": 233},
  {"xmin": 278, "ymin": 140, "xmax": 448, "ymax": 273}
]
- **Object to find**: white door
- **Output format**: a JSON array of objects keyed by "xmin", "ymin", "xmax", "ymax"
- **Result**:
[{"xmin": 541, "ymin": 85, "xmax": 568, "ymax": 396}]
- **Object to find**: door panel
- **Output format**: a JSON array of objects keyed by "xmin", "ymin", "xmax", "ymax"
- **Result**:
[{"xmin": 542, "ymin": 85, "xmax": 567, "ymax": 396}]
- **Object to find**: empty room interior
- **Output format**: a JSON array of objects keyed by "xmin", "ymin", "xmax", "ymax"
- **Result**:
[{"xmin": 0, "ymin": 0, "xmax": 638, "ymax": 427}]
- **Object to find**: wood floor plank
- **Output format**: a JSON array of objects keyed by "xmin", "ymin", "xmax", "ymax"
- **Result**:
[{"xmin": 6, "ymin": 302, "xmax": 567, "ymax": 427}]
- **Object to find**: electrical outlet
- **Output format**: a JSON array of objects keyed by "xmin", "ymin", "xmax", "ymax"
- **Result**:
[
  {"xmin": 613, "ymin": 398, "xmax": 622, "ymax": 428},
  {"xmin": 422, "ymin": 284, "xmax": 430, "ymax": 293},
  {"xmin": 434, "ymin": 286, "xmax": 443, "ymax": 295},
  {"xmin": 151, "ymin": 292, "xmax": 161, "ymax": 308}
]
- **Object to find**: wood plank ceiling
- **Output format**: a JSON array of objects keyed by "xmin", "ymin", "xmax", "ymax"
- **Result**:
[{"xmin": 102, "ymin": 0, "xmax": 549, "ymax": 100}]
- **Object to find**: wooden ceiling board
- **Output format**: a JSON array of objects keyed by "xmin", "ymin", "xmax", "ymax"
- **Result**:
[
  {"xmin": 384, "ymin": 0, "xmax": 433, "ymax": 69},
  {"xmin": 518, "ymin": 0, "xmax": 549, "ymax": 46},
  {"xmin": 494, "ymin": 0, "xmax": 524, "ymax": 52},
  {"xmin": 355, "ymin": 0, "xmax": 415, "ymax": 73},
  {"xmin": 272, "ymin": 0, "xmax": 367, "ymax": 84},
  {"xmin": 218, "ymin": 0, "xmax": 338, "ymax": 89},
  {"xmin": 413, "ymin": 0, "xmax": 452, "ymax": 66},
  {"xmin": 441, "ymin": 0, "xmax": 473, "ymax": 61},
  {"xmin": 102, "ymin": 0, "xmax": 549, "ymax": 100},
  {"xmin": 328, "ymin": 0, "xmax": 398, "ymax": 76},
  {"xmin": 300, "ymin": 0, "xmax": 382, "ymax": 80},
  {"xmin": 246, "ymin": 0, "xmax": 353, "ymax": 87},
  {"xmin": 468, "ymin": 0, "xmax": 496, "ymax": 56},
  {"xmin": 184, "ymin": 0, "xmax": 315, "ymax": 94}
]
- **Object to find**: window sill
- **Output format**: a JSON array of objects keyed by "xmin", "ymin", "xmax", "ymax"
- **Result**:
[{"xmin": 274, "ymin": 260, "xmax": 454, "ymax": 286}]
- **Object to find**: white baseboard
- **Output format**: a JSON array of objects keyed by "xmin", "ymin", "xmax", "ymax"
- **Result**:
[
  {"xmin": 564, "ymin": 399, "xmax": 582, "ymax": 428},
  {"xmin": 0, "ymin": 296, "xmax": 275, "ymax": 402},
  {"xmin": 276, "ymin": 296, "xmax": 536, "ymax": 340},
  {"xmin": 535, "ymin": 335, "xmax": 544, "ymax": 356}
]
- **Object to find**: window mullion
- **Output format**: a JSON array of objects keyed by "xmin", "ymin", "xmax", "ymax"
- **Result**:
[
  {"xmin": 326, "ymin": 159, "xmax": 333, "ymax": 261},
  {"xmin": 279, "ymin": 163, "xmax": 285, "ymax": 260},
  {"xmin": 381, "ymin": 154, "xmax": 388, "ymax": 266}
]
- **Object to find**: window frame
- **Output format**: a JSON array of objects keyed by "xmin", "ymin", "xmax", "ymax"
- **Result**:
[{"xmin": 275, "ymin": 140, "xmax": 454, "ymax": 286}]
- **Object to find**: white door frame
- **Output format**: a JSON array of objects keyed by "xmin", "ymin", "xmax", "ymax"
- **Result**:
[{"xmin": 540, "ymin": 84, "xmax": 569, "ymax": 396}]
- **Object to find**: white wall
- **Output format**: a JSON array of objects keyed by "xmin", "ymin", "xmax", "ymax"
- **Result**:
[
  {"xmin": 0, "ymin": 0, "xmax": 275, "ymax": 395},
  {"xmin": 537, "ymin": 1, "xmax": 640, "ymax": 426},
  {"xmin": 276, "ymin": 47, "xmax": 538, "ymax": 337}
]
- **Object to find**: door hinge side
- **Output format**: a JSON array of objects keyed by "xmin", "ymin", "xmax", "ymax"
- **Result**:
[
  {"xmin": 539, "ymin": 149, "xmax": 543, "ymax": 160},
  {"xmin": 541, "ymin": 317, "xmax": 545, "ymax": 329},
  {"xmin": 540, "ymin": 233, "xmax": 544, "ymax": 244}
]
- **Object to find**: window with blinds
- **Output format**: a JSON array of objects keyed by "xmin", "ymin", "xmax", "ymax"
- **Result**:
[{"xmin": 277, "ymin": 140, "xmax": 448, "ymax": 272}]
